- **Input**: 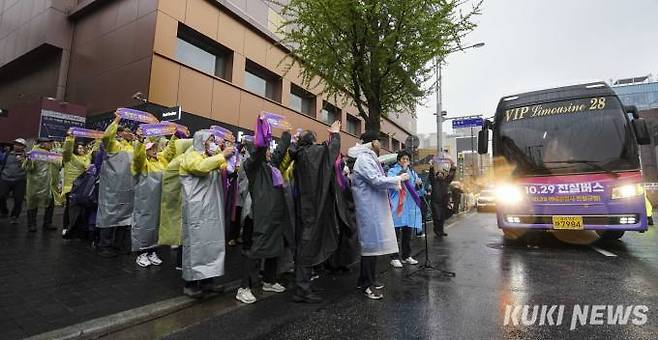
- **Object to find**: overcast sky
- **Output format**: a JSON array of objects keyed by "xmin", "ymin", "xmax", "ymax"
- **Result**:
[{"xmin": 415, "ymin": 0, "xmax": 658, "ymax": 134}]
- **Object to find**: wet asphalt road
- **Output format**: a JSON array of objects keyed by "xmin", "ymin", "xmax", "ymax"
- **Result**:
[{"xmin": 110, "ymin": 212, "xmax": 658, "ymax": 339}]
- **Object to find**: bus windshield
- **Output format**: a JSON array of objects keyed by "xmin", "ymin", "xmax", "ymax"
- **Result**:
[{"xmin": 494, "ymin": 96, "xmax": 639, "ymax": 176}]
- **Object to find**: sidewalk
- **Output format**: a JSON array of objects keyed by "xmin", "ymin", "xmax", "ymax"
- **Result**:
[{"xmin": 0, "ymin": 209, "xmax": 245, "ymax": 339}]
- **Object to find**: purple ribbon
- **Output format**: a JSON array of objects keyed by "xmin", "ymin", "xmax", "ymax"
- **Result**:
[
  {"xmin": 140, "ymin": 123, "xmax": 177, "ymax": 137},
  {"xmin": 68, "ymin": 127, "xmax": 104, "ymax": 139},
  {"xmin": 116, "ymin": 108, "xmax": 159, "ymax": 124},
  {"xmin": 27, "ymin": 150, "xmax": 62, "ymax": 163},
  {"xmin": 334, "ymin": 156, "xmax": 347, "ymax": 191},
  {"xmin": 270, "ymin": 165, "xmax": 284, "ymax": 187},
  {"xmin": 254, "ymin": 116, "xmax": 271, "ymax": 148},
  {"xmin": 403, "ymin": 180, "xmax": 422, "ymax": 209}
]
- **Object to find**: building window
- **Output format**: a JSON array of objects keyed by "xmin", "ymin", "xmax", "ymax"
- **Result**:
[
  {"xmin": 245, "ymin": 60, "xmax": 282, "ymax": 102},
  {"xmin": 346, "ymin": 114, "xmax": 361, "ymax": 135},
  {"xmin": 320, "ymin": 101, "xmax": 340, "ymax": 124},
  {"xmin": 379, "ymin": 133, "xmax": 390, "ymax": 150},
  {"xmin": 176, "ymin": 24, "xmax": 232, "ymax": 80},
  {"xmin": 392, "ymin": 139, "xmax": 400, "ymax": 151},
  {"xmin": 290, "ymin": 84, "xmax": 315, "ymax": 116}
]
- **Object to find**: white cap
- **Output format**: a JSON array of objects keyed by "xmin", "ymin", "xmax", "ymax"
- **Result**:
[{"xmin": 13, "ymin": 138, "xmax": 26, "ymax": 146}]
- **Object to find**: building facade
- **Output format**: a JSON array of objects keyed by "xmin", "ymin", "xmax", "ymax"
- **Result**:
[{"xmin": 0, "ymin": 0, "xmax": 416, "ymax": 151}]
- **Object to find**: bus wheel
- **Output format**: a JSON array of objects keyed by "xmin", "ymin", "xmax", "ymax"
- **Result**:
[{"xmin": 596, "ymin": 230, "xmax": 625, "ymax": 240}]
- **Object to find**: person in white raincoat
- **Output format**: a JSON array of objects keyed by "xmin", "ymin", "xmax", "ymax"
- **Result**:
[
  {"xmin": 349, "ymin": 131, "xmax": 409, "ymax": 300},
  {"xmin": 179, "ymin": 130, "xmax": 235, "ymax": 298}
]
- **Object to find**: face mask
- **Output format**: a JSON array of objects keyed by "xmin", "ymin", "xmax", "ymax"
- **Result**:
[{"xmin": 207, "ymin": 142, "xmax": 220, "ymax": 155}]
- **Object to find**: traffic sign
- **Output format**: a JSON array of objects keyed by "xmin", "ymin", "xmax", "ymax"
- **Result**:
[{"xmin": 452, "ymin": 117, "xmax": 483, "ymax": 129}]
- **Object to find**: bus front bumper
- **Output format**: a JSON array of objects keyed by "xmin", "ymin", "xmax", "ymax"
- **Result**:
[{"xmin": 496, "ymin": 213, "xmax": 648, "ymax": 232}]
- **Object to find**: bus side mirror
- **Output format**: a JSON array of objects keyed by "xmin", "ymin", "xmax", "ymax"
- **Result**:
[
  {"xmin": 632, "ymin": 118, "xmax": 651, "ymax": 145},
  {"xmin": 478, "ymin": 129, "xmax": 489, "ymax": 154}
]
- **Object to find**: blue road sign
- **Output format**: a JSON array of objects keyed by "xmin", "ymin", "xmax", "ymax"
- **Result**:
[{"xmin": 452, "ymin": 117, "xmax": 483, "ymax": 129}]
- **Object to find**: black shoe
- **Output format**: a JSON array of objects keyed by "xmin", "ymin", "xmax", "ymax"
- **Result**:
[
  {"xmin": 648, "ymin": 216, "xmax": 654, "ymax": 226},
  {"xmin": 202, "ymin": 282, "xmax": 224, "ymax": 294},
  {"xmin": 28, "ymin": 225, "xmax": 37, "ymax": 232},
  {"xmin": 183, "ymin": 286, "xmax": 205, "ymax": 299},
  {"xmin": 97, "ymin": 248, "xmax": 118, "ymax": 258},
  {"xmin": 9, "ymin": 217, "xmax": 18, "ymax": 225},
  {"xmin": 363, "ymin": 287, "xmax": 383, "ymax": 300},
  {"xmin": 434, "ymin": 231, "xmax": 447, "ymax": 237},
  {"xmin": 292, "ymin": 292, "xmax": 322, "ymax": 304}
]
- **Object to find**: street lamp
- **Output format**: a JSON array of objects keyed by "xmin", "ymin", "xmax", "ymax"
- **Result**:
[{"xmin": 435, "ymin": 42, "xmax": 485, "ymax": 158}]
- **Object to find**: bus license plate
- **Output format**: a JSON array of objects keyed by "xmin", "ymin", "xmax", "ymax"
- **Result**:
[{"xmin": 552, "ymin": 216, "xmax": 584, "ymax": 230}]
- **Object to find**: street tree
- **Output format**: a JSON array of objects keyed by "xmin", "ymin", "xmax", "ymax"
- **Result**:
[{"xmin": 272, "ymin": 0, "xmax": 482, "ymax": 134}]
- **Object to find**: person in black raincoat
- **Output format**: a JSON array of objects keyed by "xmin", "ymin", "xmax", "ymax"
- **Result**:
[
  {"xmin": 289, "ymin": 120, "xmax": 341, "ymax": 303},
  {"xmin": 429, "ymin": 161, "xmax": 456, "ymax": 238},
  {"xmin": 235, "ymin": 117, "xmax": 292, "ymax": 304},
  {"xmin": 325, "ymin": 155, "xmax": 359, "ymax": 273}
]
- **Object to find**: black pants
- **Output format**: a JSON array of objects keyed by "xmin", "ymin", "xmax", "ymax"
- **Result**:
[
  {"xmin": 27, "ymin": 199, "xmax": 54, "ymax": 228},
  {"xmin": 241, "ymin": 257, "xmax": 277, "ymax": 289},
  {"xmin": 63, "ymin": 193, "xmax": 71, "ymax": 228},
  {"xmin": 295, "ymin": 263, "xmax": 313, "ymax": 295},
  {"xmin": 431, "ymin": 202, "xmax": 450, "ymax": 235},
  {"xmin": 99, "ymin": 226, "xmax": 131, "ymax": 252},
  {"xmin": 392, "ymin": 227, "xmax": 412, "ymax": 260},
  {"xmin": 358, "ymin": 256, "xmax": 377, "ymax": 290},
  {"xmin": 0, "ymin": 179, "xmax": 26, "ymax": 218},
  {"xmin": 228, "ymin": 206, "xmax": 243, "ymax": 241}
]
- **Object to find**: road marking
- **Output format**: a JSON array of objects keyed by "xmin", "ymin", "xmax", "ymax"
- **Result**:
[{"xmin": 589, "ymin": 246, "xmax": 617, "ymax": 257}]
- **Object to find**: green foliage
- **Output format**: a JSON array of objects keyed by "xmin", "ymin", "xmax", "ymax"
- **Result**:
[{"xmin": 271, "ymin": 0, "xmax": 481, "ymax": 133}]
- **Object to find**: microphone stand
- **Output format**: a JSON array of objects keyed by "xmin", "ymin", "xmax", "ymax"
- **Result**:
[{"xmin": 406, "ymin": 158, "xmax": 455, "ymax": 279}]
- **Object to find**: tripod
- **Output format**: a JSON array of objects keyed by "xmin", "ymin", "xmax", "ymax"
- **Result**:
[{"xmin": 407, "ymin": 178, "xmax": 456, "ymax": 278}]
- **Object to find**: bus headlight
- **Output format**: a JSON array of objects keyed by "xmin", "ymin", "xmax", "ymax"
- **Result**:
[
  {"xmin": 496, "ymin": 184, "xmax": 524, "ymax": 205},
  {"xmin": 611, "ymin": 184, "xmax": 644, "ymax": 200}
]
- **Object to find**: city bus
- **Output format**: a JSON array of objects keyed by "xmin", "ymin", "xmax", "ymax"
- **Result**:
[{"xmin": 478, "ymin": 82, "xmax": 651, "ymax": 240}]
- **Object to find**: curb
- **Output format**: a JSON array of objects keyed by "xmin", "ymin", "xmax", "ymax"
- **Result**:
[{"xmin": 27, "ymin": 279, "xmax": 242, "ymax": 340}]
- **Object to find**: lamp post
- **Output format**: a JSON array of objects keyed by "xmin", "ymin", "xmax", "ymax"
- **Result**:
[{"xmin": 435, "ymin": 42, "xmax": 485, "ymax": 158}]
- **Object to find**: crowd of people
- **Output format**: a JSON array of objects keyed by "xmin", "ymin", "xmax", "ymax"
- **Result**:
[{"xmin": 0, "ymin": 112, "xmax": 458, "ymax": 302}]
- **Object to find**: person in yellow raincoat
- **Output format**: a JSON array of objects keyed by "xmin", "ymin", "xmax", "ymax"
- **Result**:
[
  {"xmin": 157, "ymin": 138, "xmax": 193, "ymax": 270},
  {"xmin": 96, "ymin": 113, "xmax": 137, "ymax": 257},
  {"xmin": 24, "ymin": 137, "xmax": 61, "ymax": 232},
  {"xmin": 61, "ymin": 134, "xmax": 96, "ymax": 236},
  {"xmin": 180, "ymin": 130, "xmax": 234, "ymax": 298},
  {"xmin": 131, "ymin": 133, "xmax": 178, "ymax": 268},
  {"xmin": 646, "ymin": 196, "xmax": 653, "ymax": 226}
]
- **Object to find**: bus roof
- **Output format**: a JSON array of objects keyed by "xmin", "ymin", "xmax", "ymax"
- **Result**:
[{"xmin": 495, "ymin": 82, "xmax": 618, "ymax": 115}]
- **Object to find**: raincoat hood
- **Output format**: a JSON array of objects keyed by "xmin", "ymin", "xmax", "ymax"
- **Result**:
[
  {"xmin": 192, "ymin": 130, "xmax": 213, "ymax": 153},
  {"xmin": 348, "ymin": 143, "xmax": 375, "ymax": 159}
]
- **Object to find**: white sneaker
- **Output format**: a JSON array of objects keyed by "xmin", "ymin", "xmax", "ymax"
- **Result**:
[
  {"xmin": 390, "ymin": 259, "xmax": 403, "ymax": 268},
  {"xmin": 402, "ymin": 257, "xmax": 419, "ymax": 265},
  {"xmin": 236, "ymin": 288, "xmax": 257, "ymax": 304},
  {"xmin": 136, "ymin": 253, "xmax": 151, "ymax": 267},
  {"xmin": 148, "ymin": 252, "xmax": 163, "ymax": 266},
  {"xmin": 263, "ymin": 282, "xmax": 286, "ymax": 293}
]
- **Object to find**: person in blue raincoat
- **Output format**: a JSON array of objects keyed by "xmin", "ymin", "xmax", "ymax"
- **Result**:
[
  {"xmin": 348, "ymin": 131, "xmax": 410, "ymax": 300},
  {"xmin": 387, "ymin": 150, "xmax": 424, "ymax": 268}
]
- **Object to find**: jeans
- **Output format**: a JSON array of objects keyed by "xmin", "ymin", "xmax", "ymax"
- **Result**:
[{"xmin": 0, "ymin": 179, "xmax": 26, "ymax": 218}]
